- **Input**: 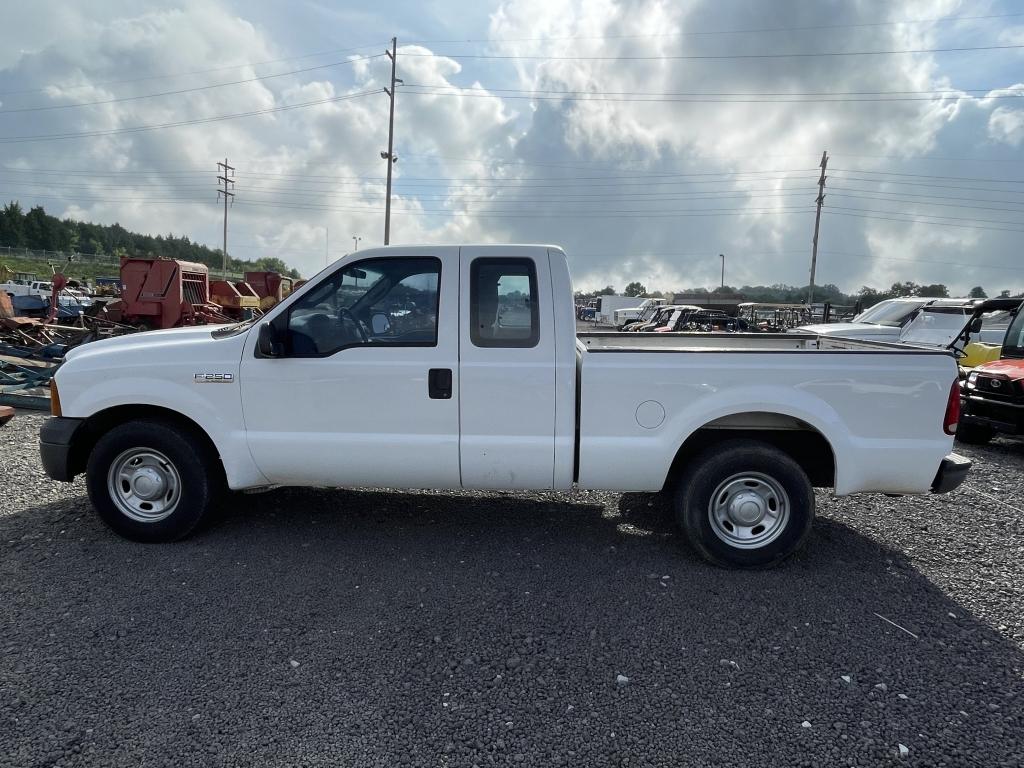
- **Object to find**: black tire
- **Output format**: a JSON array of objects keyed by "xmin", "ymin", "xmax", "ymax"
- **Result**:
[
  {"xmin": 955, "ymin": 421, "xmax": 995, "ymax": 445},
  {"xmin": 85, "ymin": 419, "xmax": 222, "ymax": 542},
  {"xmin": 674, "ymin": 439, "xmax": 814, "ymax": 569}
]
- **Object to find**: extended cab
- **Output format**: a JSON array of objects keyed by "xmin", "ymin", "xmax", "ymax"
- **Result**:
[{"xmin": 40, "ymin": 245, "xmax": 969, "ymax": 568}]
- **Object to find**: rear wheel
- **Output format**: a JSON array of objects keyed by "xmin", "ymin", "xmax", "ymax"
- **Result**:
[
  {"xmin": 675, "ymin": 440, "xmax": 815, "ymax": 568},
  {"xmin": 85, "ymin": 420, "xmax": 221, "ymax": 542},
  {"xmin": 955, "ymin": 421, "xmax": 994, "ymax": 445}
]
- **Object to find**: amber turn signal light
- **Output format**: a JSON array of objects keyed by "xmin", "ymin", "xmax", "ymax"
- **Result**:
[{"xmin": 50, "ymin": 379, "xmax": 62, "ymax": 417}]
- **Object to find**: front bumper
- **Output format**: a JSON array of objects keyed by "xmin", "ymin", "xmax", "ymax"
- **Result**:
[
  {"xmin": 961, "ymin": 394, "xmax": 1024, "ymax": 434},
  {"xmin": 39, "ymin": 417, "xmax": 85, "ymax": 482},
  {"xmin": 931, "ymin": 453, "xmax": 972, "ymax": 494}
]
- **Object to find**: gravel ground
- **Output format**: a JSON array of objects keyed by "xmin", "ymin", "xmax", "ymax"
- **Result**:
[{"xmin": 1, "ymin": 410, "xmax": 1023, "ymax": 767}]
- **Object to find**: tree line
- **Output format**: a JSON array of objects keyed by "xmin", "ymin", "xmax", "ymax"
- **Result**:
[
  {"xmin": 0, "ymin": 202, "xmax": 301, "ymax": 278},
  {"xmin": 576, "ymin": 279, "xmax": 1022, "ymax": 307}
]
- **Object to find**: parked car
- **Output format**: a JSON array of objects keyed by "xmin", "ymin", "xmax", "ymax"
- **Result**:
[
  {"xmin": 594, "ymin": 295, "xmax": 642, "ymax": 325},
  {"xmin": 633, "ymin": 304, "xmax": 699, "ymax": 332},
  {"xmin": 1, "ymin": 279, "xmax": 53, "ymax": 298},
  {"xmin": 897, "ymin": 301, "xmax": 1009, "ymax": 349},
  {"xmin": 657, "ymin": 308, "xmax": 749, "ymax": 333},
  {"xmin": 953, "ymin": 298, "xmax": 1024, "ymax": 444},
  {"xmin": 41, "ymin": 244, "xmax": 968, "ymax": 568},
  {"xmin": 619, "ymin": 301, "xmax": 666, "ymax": 331},
  {"xmin": 614, "ymin": 297, "xmax": 667, "ymax": 329},
  {"xmin": 793, "ymin": 297, "xmax": 966, "ymax": 342}
]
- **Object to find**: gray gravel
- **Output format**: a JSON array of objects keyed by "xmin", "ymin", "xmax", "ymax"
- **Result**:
[{"xmin": 2, "ymin": 410, "xmax": 1023, "ymax": 767}]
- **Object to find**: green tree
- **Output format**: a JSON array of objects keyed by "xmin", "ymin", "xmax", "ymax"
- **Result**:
[
  {"xmin": 917, "ymin": 283, "xmax": 949, "ymax": 298},
  {"xmin": 0, "ymin": 201, "xmax": 25, "ymax": 247},
  {"xmin": 968, "ymin": 286, "xmax": 987, "ymax": 299},
  {"xmin": 623, "ymin": 281, "xmax": 646, "ymax": 297},
  {"xmin": 594, "ymin": 285, "xmax": 616, "ymax": 296},
  {"xmin": 889, "ymin": 281, "xmax": 920, "ymax": 298}
]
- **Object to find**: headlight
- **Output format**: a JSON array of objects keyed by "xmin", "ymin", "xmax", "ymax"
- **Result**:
[{"xmin": 966, "ymin": 371, "xmax": 979, "ymax": 390}]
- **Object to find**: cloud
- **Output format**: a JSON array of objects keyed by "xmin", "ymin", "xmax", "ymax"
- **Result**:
[{"xmin": 0, "ymin": 0, "xmax": 1021, "ymax": 296}]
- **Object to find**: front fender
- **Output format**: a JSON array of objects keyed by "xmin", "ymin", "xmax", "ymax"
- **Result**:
[{"xmin": 57, "ymin": 372, "xmax": 269, "ymax": 489}]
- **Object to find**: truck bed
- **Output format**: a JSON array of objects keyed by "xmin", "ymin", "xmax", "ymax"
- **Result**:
[{"xmin": 574, "ymin": 331, "xmax": 957, "ymax": 496}]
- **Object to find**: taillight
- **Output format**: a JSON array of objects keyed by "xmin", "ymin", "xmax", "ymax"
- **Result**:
[{"xmin": 943, "ymin": 379, "xmax": 960, "ymax": 436}]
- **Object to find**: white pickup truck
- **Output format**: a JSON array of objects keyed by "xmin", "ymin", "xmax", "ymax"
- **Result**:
[
  {"xmin": 40, "ymin": 245, "xmax": 969, "ymax": 568},
  {"xmin": 2, "ymin": 279, "xmax": 53, "ymax": 297}
]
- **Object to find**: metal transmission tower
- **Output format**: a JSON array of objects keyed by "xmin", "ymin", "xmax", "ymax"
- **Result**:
[
  {"xmin": 807, "ymin": 150, "xmax": 828, "ymax": 305},
  {"xmin": 216, "ymin": 158, "xmax": 235, "ymax": 278},
  {"xmin": 381, "ymin": 37, "xmax": 402, "ymax": 245}
]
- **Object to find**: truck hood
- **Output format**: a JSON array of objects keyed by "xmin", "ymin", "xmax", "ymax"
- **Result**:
[
  {"xmin": 974, "ymin": 357, "xmax": 1024, "ymax": 382},
  {"xmin": 64, "ymin": 324, "xmax": 240, "ymax": 362},
  {"xmin": 793, "ymin": 323, "xmax": 898, "ymax": 339}
]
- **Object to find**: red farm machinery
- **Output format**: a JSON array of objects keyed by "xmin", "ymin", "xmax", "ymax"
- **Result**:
[{"xmin": 101, "ymin": 257, "xmax": 232, "ymax": 330}]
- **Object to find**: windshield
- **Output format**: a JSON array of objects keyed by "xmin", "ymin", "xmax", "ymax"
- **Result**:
[
  {"xmin": 854, "ymin": 300, "xmax": 922, "ymax": 327},
  {"xmin": 899, "ymin": 307, "xmax": 969, "ymax": 347},
  {"xmin": 1004, "ymin": 309, "xmax": 1024, "ymax": 359}
]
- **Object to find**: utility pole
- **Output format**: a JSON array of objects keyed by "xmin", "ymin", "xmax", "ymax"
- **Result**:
[
  {"xmin": 381, "ymin": 37, "xmax": 402, "ymax": 245},
  {"xmin": 216, "ymin": 158, "xmax": 235, "ymax": 278},
  {"xmin": 719, "ymin": 253, "xmax": 725, "ymax": 289},
  {"xmin": 352, "ymin": 235, "xmax": 361, "ymax": 251},
  {"xmin": 807, "ymin": 150, "xmax": 828, "ymax": 306}
]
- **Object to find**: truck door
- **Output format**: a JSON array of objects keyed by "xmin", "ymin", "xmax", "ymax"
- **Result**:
[
  {"xmin": 458, "ymin": 246, "xmax": 556, "ymax": 489},
  {"xmin": 239, "ymin": 247, "xmax": 461, "ymax": 488}
]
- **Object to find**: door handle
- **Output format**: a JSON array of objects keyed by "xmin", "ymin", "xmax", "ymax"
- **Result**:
[{"xmin": 428, "ymin": 368, "xmax": 453, "ymax": 399}]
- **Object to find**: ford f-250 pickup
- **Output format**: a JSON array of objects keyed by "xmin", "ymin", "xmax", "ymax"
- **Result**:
[{"xmin": 39, "ymin": 245, "xmax": 970, "ymax": 568}]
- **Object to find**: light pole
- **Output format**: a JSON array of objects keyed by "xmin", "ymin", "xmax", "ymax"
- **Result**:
[
  {"xmin": 719, "ymin": 253, "xmax": 725, "ymax": 289},
  {"xmin": 352, "ymin": 235, "xmax": 361, "ymax": 252}
]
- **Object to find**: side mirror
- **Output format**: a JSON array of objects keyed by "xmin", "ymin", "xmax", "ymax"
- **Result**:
[
  {"xmin": 969, "ymin": 316, "xmax": 983, "ymax": 334},
  {"xmin": 257, "ymin": 322, "xmax": 284, "ymax": 357},
  {"xmin": 370, "ymin": 312, "xmax": 392, "ymax": 335}
]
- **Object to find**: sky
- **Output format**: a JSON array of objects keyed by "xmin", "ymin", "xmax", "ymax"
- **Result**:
[{"xmin": 0, "ymin": 0, "xmax": 1022, "ymax": 295}]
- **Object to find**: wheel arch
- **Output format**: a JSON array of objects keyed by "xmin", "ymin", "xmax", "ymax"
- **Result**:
[
  {"xmin": 663, "ymin": 411, "xmax": 837, "ymax": 491},
  {"xmin": 68, "ymin": 404, "xmax": 223, "ymax": 481}
]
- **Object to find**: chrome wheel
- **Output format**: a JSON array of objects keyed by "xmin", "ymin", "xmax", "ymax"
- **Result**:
[
  {"xmin": 708, "ymin": 472, "xmax": 790, "ymax": 549},
  {"xmin": 106, "ymin": 448, "xmax": 182, "ymax": 523}
]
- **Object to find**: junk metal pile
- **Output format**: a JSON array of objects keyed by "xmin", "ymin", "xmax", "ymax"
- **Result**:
[{"xmin": 0, "ymin": 257, "xmax": 294, "ymax": 411}]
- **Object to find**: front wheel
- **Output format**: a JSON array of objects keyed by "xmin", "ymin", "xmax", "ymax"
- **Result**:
[
  {"xmin": 675, "ymin": 440, "xmax": 815, "ymax": 568},
  {"xmin": 86, "ymin": 420, "xmax": 221, "ymax": 542}
]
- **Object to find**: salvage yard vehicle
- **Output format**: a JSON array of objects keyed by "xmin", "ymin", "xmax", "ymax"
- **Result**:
[
  {"xmin": 953, "ymin": 298, "xmax": 1024, "ymax": 445},
  {"xmin": 632, "ymin": 304, "xmax": 700, "ymax": 332},
  {"xmin": 40, "ymin": 245, "xmax": 969, "ymax": 568},
  {"xmin": 618, "ymin": 301, "xmax": 665, "ymax": 331},
  {"xmin": 614, "ymin": 297, "xmax": 666, "ymax": 329},
  {"xmin": 794, "ymin": 297, "xmax": 965, "ymax": 342}
]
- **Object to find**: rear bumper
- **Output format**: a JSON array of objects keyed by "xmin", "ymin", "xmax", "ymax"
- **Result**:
[
  {"xmin": 931, "ymin": 453, "xmax": 972, "ymax": 494},
  {"xmin": 39, "ymin": 417, "xmax": 85, "ymax": 482}
]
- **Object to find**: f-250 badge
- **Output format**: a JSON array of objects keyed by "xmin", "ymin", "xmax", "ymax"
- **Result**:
[{"xmin": 194, "ymin": 373, "xmax": 234, "ymax": 383}]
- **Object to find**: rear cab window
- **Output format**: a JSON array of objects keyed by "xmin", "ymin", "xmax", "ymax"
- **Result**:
[{"xmin": 470, "ymin": 258, "xmax": 539, "ymax": 348}]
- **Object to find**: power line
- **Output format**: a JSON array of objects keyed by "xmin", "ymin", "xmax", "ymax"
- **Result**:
[
  {"xmin": 828, "ymin": 207, "xmax": 1024, "ymax": 233},
  {"xmin": 403, "ymin": 84, "xmax": 1024, "ymax": 103},
  {"xmin": 0, "ymin": 43, "xmax": 387, "ymax": 97},
  {"xmin": 831, "ymin": 168, "xmax": 1024, "ymax": 183},
  {"xmin": 0, "ymin": 88, "xmax": 381, "ymax": 143},
  {"xmin": 830, "ymin": 192, "xmax": 1024, "ymax": 216},
  {"xmin": 406, "ymin": 12, "xmax": 1024, "ymax": 43},
  {"xmin": 0, "ymin": 56, "xmax": 385, "ymax": 114},
  {"xmin": 829, "ymin": 175, "xmax": 1024, "ymax": 194},
  {"xmin": 402, "ymin": 43, "xmax": 1024, "ymax": 62}
]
